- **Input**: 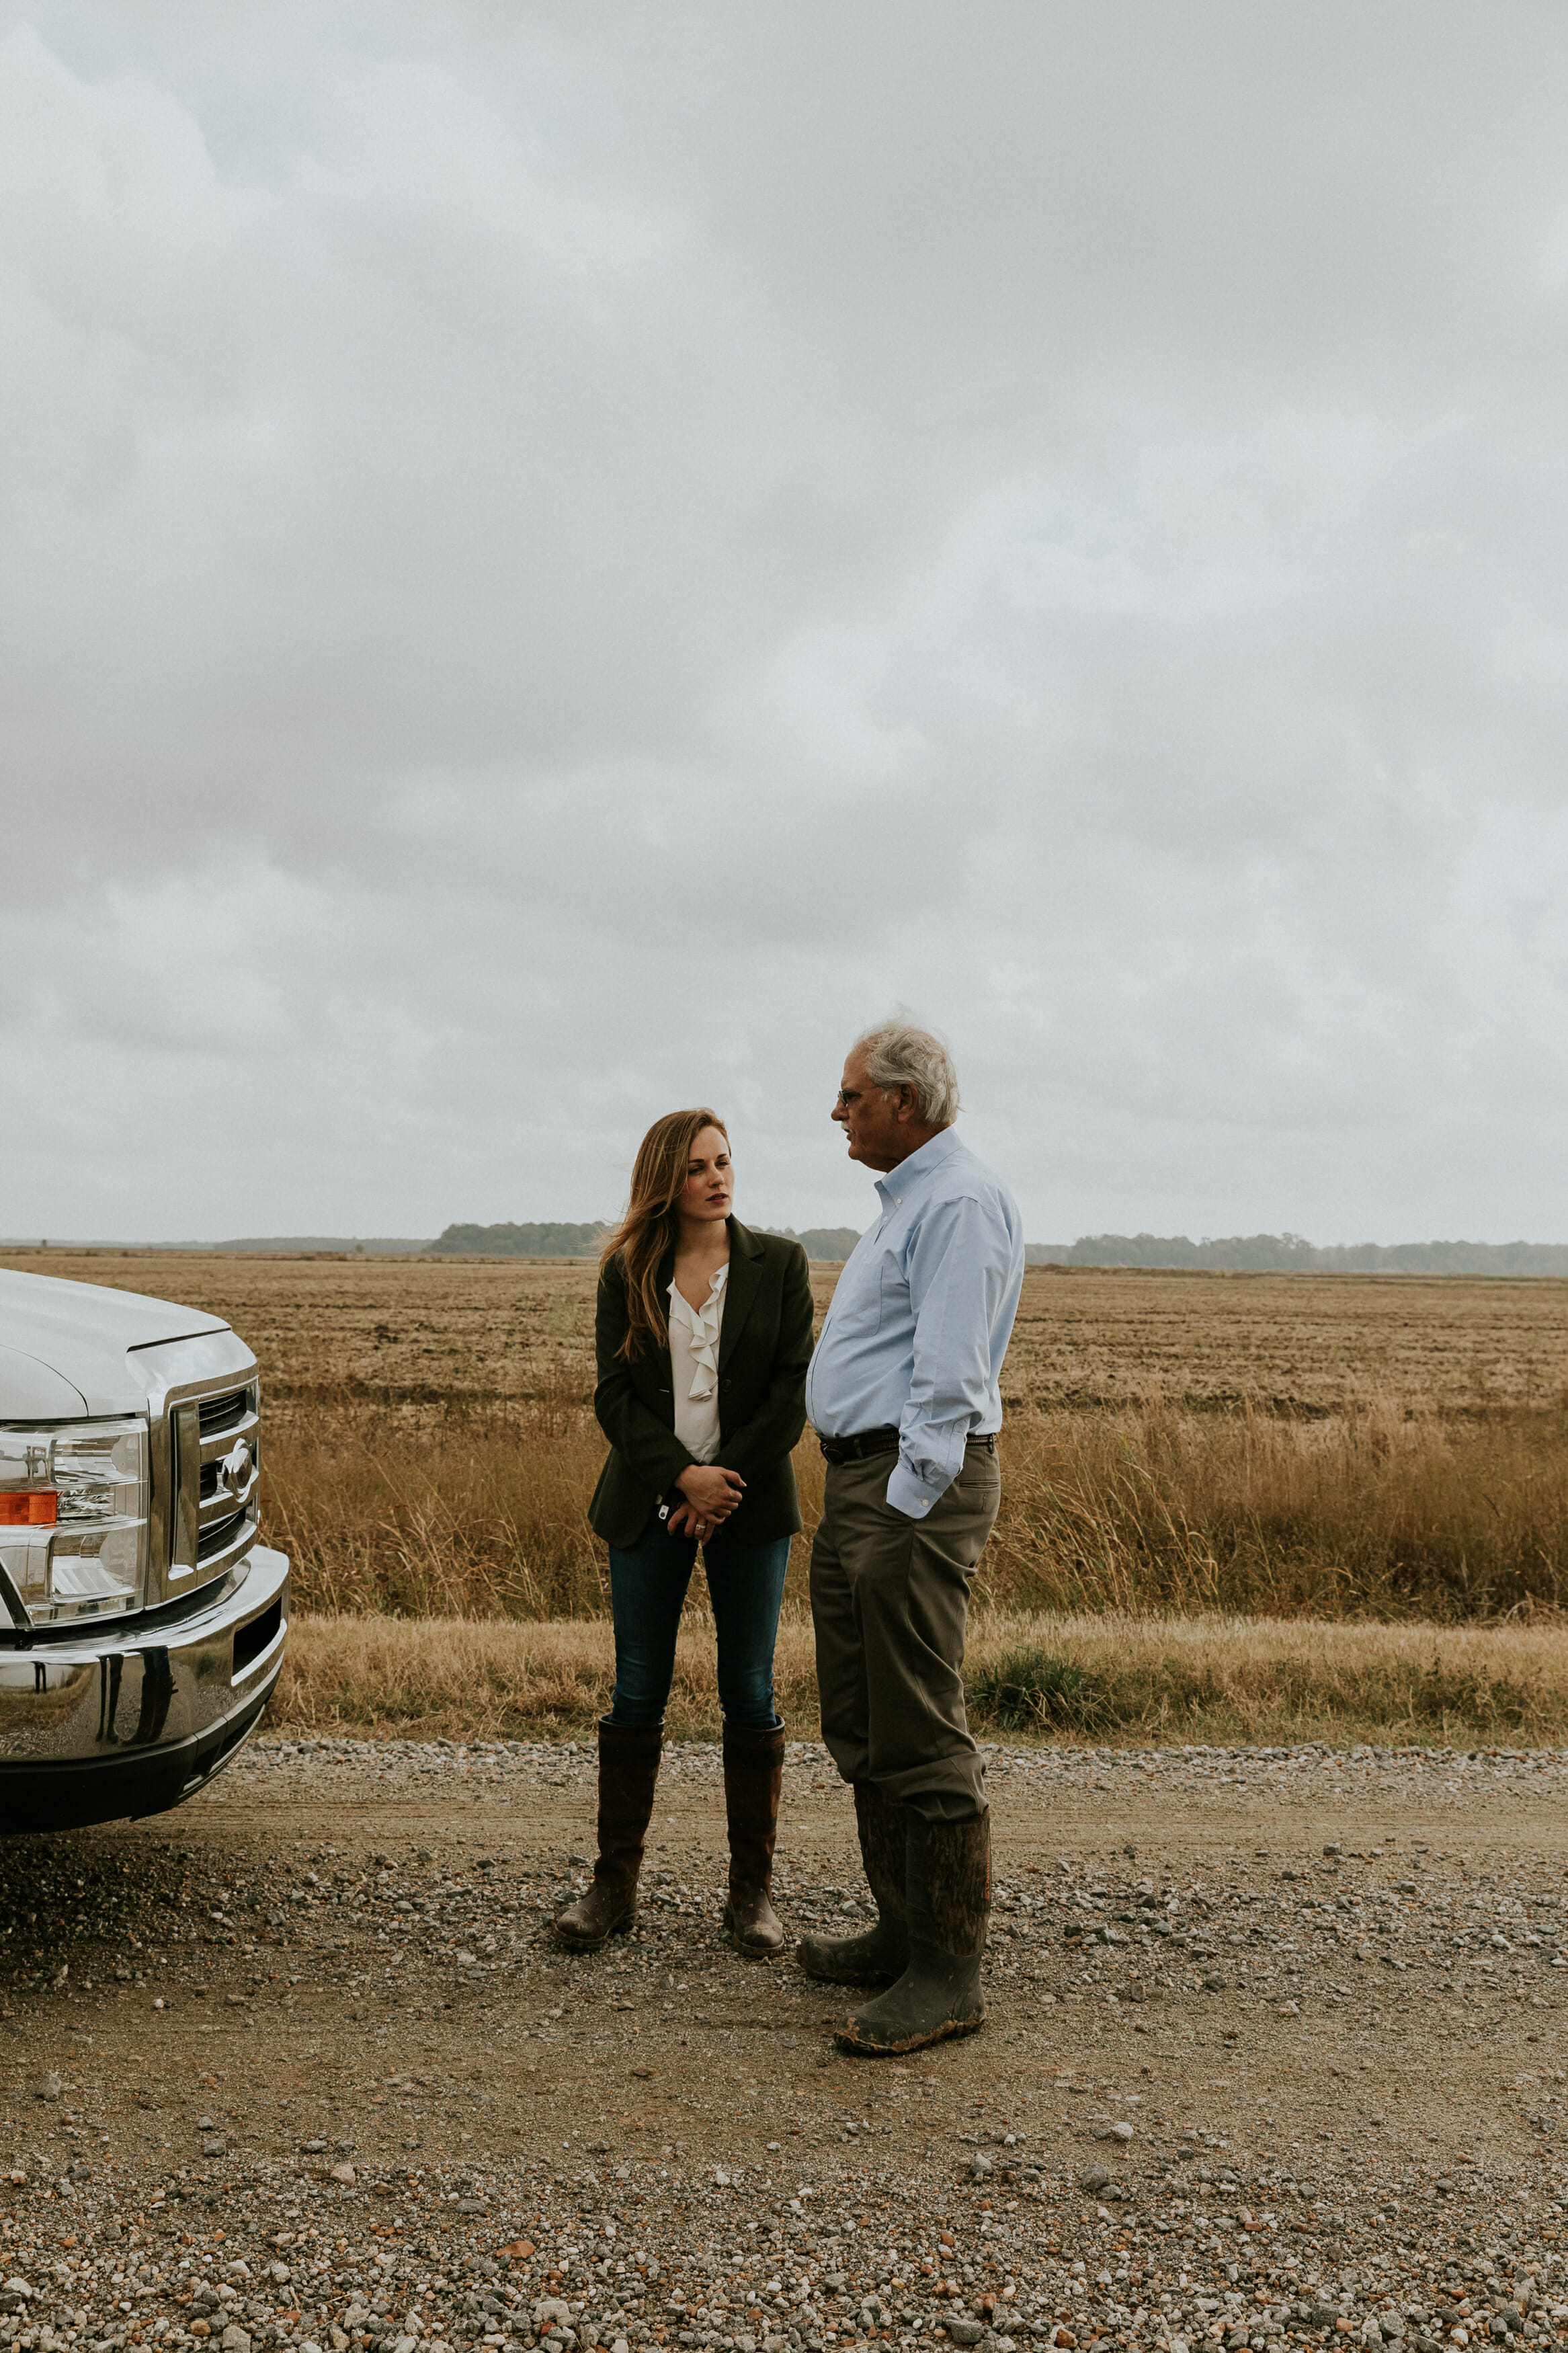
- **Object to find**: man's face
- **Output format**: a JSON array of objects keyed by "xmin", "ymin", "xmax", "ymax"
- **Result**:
[{"xmin": 831, "ymin": 1052, "xmax": 911, "ymax": 1172}]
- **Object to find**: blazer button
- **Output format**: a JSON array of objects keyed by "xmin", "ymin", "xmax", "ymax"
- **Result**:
[{"xmin": 722, "ymin": 1379, "xmax": 732, "ymax": 1390}]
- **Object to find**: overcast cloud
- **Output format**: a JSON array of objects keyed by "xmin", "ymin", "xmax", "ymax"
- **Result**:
[{"xmin": 4, "ymin": 1, "xmax": 1567, "ymax": 1244}]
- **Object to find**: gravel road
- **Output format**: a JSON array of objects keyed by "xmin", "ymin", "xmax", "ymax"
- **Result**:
[{"xmin": 5, "ymin": 1734, "xmax": 1568, "ymax": 2353}]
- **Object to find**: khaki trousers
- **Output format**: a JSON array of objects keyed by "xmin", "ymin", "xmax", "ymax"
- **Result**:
[{"xmin": 809, "ymin": 1445, "xmax": 1001, "ymax": 1823}]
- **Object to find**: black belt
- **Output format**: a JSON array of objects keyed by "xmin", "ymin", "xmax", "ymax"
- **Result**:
[{"xmin": 817, "ymin": 1426, "xmax": 998, "ymax": 1466}]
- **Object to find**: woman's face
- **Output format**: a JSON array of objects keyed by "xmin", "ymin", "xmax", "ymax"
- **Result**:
[{"xmin": 679, "ymin": 1125, "xmax": 733, "ymax": 1224}]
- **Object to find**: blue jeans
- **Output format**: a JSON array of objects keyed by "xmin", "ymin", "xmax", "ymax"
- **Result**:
[{"xmin": 606, "ymin": 1521, "xmax": 792, "ymax": 1730}]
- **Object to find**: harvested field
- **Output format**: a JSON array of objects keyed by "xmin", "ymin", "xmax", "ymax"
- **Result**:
[
  {"xmin": 1, "ymin": 1246, "xmax": 606, "ymax": 1408},
  {"xmin": 9, "ymin": 1245, "xmax": 1568, "ymax": 1414},
  {"xmin": 6, "ymin": 1247, "xmax": 1568, "ymax": 1623}
]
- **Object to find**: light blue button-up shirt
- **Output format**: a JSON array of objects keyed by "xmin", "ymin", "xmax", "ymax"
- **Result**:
[{"xmin": 804, "ymin": 1128, "xmax": 1026, "ymax": 1520}]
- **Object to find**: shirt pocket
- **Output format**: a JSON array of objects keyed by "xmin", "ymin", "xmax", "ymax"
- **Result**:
[{"xmin": 827, "ymin": 1256, "xmax": 886, "ymax": 1338}]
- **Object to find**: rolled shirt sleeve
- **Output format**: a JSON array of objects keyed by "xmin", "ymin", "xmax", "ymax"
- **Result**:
[{"xmin": 884, "ymin": 1191, "xmax": 1018, "ymax": 1519}]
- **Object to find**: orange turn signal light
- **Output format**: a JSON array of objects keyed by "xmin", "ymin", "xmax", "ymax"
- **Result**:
[{"xmin": 0, "ymin": 1490, "xmax": 57, "ymax": 1527}]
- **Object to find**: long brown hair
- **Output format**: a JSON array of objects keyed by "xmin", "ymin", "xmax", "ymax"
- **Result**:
[{"xmin": 601, "ymin": 1107, "xmax": 729, "ymax": 1361}]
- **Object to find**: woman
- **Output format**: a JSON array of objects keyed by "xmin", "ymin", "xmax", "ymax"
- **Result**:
[{"xmin": 554, "ymin": 1108, "xmax": 814, "ymax": 1959}]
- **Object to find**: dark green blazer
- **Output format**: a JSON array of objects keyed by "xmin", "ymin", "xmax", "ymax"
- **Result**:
[{"xmin": 589, "ymin": 1218, "xmax": 813, "ymax": 1550}]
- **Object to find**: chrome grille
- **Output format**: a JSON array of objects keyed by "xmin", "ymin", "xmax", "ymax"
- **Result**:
[
  {"xmin": 198, "ymin": 1508, "xmax": 249, "ymax": 1561},
  {"xmin": 198, "ymin": 1388, "xmax": 252, "ymax": 1439},
  {"xmin": 130, "ymin": 1330, "xmax": 263, "ymax": 1606},
  {"xmin": 171, "ymin": 1385, "xmax": 260, "ymax": 1587}
]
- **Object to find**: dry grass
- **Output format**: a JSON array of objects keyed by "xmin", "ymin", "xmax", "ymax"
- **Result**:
[
  {"xmin": 262, "ymin": 1383, "xmax": 610, "ymax": 1620},
  {"xmin": 271, "ymin": 1608, "xmax": 1568, "ymax": 1748},
  {"xmin": 10, "ymin": 1245, "xmax": 1568, "ymax": 1634},
  {"xmin": 255, "ymin": 1390, "xmax": 1568, "ymax": 1628},
  {"xmin": 9, "ymin": 1245, "xmax": 1566, "ymax": 1744},
  {"xmin": 982, "ymin": 1397, "xmax": 1568, "ymax": 1622}
]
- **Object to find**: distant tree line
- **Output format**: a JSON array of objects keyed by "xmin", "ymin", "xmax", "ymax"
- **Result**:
[
  {"xmin": 423, "ymin": 1222, "xmax": 1568, "ymax": 1274},
  {"xmin": 1024, "ymin": 1232, "xmax": 1568, "ymax": 1276},
  {"xmin": 429, "ymin": 1222, "xmax": 610, "ymax": 1257},
  {"xmin": 428, "ymin": 1220, "xmax": 868, "ymax": 1261}
]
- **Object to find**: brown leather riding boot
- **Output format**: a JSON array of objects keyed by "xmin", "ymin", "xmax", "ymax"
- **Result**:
[
  {"xmin": 722, "ymin": 1717, "xmax": 786, "ymax": 1958},
  {"xmin": 554, "ymin": 1717, "xmax": 662, "ymax": 1950}
]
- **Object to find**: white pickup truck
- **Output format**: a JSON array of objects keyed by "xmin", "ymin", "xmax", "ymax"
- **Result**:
[{"xmin": 0, "ymin": 1267, "xmax": 289, "ymax": 1833}]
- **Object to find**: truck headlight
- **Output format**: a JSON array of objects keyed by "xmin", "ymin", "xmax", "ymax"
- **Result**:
[{"xmin": 0, "ymin": 1419, "xmax": 150, "ymax": 1627}]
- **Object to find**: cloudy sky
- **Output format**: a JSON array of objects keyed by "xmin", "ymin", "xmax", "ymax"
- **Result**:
[{"xmin": 5, "ymin": 1, "xmax": 1567, "ymax": 1246}]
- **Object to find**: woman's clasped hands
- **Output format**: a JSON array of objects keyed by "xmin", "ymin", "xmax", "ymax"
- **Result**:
[{"xmin": 666, "ymin": 1462, "xmax": 746, "ymax": 1543}]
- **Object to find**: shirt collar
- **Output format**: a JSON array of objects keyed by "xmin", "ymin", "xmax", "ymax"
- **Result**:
[{"xmin": 873, "ymin": 1127, "xmax": 963, "ymax": 1211}]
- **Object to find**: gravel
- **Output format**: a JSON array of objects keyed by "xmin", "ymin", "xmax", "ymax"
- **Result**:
[{"xmin": 5, "ymin": 1731, "xmax": 1568, "ymax": 2353}]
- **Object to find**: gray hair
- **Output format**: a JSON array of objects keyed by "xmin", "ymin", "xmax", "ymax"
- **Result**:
[{"xmin": 854, "ymin": 1022, "xmax": 961, "ymax": 1126}]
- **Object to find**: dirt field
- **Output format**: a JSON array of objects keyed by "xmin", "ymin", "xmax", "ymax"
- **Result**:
[
  {"xmin": 7, "ymin": 1248, "xmax": 1568, "ymax": 1418},
  {"xmin": 4, "ymin": 1739, "xmax": 1568, "ymax": 2353}
]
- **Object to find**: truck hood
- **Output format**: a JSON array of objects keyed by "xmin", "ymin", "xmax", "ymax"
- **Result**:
[{"xmin": 0, "ymin": 1269, "xmax": 232, "ymax": 1417}]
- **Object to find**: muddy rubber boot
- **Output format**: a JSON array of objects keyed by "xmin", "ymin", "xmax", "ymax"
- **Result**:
[
  {"xmin": 554, "ymin": 1717, "xmax": 662, "ymax": 1950},
  {"xmin": 796, "ymin": 1781, "xmax": 911, "ymax": 1987},
  {"xmin": 833, "ymin": 1808, "xmax": 989, "ymax": 2055},
  {"xmin": 722, "ymin": 1717, "xmax": 787, "ymax": 1958}
]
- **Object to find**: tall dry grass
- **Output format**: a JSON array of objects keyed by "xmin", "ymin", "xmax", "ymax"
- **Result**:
[
  {"xmin": 271, "ymin": 1609, "xmax": 1568, "ymax": 1748},
  {"xmin": 261, "ymin": 1388, "xmax": 1568, "ymax": 1628},
  {"xmin": 984, "ymin": 1397, "xmax": 1568, "ymax": 1621},
  {"xmin": 263, "ymin": 1378, "xmax": 609, "ymax": 1620}
]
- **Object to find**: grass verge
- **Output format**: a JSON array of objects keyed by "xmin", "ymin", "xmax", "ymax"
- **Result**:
[{"xmin": 268, "ymin": 1609, "xmax": 1568, "ymax": 1748}]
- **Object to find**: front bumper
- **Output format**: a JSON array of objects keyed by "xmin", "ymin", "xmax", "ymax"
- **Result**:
[{"xmin": 0, "ymin": 1544, "xmax": 289, "ymax": 1834}]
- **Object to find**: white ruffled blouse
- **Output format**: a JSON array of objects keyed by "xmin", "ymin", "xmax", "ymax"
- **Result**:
[{"xmin": 667, "ymin": 1263, "xmax": 729, "ymax": 1465}]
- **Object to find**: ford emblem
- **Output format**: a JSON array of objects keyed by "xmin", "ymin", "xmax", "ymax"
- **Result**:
[{"xmin": 219, "ymin": 1440, "xmax": 253, "ymax": 1502}]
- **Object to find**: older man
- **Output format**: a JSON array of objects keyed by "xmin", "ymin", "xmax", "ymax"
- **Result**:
[{"xmin": 801, "ymin": 1022, "xmax": 1024, "ymax": 2055}]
